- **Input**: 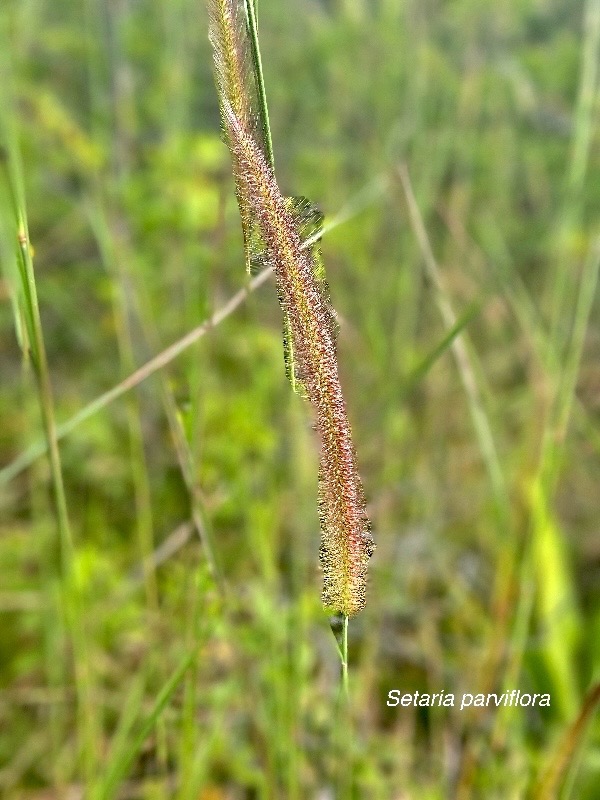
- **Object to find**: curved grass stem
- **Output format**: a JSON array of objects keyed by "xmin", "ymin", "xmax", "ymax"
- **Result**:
[{"xmin": 244, "ymin": 0, "xmax": 274, "ymax": 170}]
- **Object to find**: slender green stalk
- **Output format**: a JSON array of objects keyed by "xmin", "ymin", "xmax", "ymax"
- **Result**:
[
  {"xmin": 0, "ymin": 139, "xmax": 98, "ymax": 789},
  {"xmin": 329, "ymin": 614, "xmax": 349, "ymax": 702},
  {"xmin": 341, "ymin": 614, "xmax": 349, "ymax": 699},
  {"xmin": 244, "ymin": 0, "xmax": 274, "ymax": 169},
  {"xmin": 158, "ymin": 376, "xmax": 226, "ymax": 594},
  {"xmin": 331, "ymin": 613, "xmax": 352, "ymax": 797},
  {"xmin": 0, "ymin": 155, "xmax": 74, "ymax": 570},
  {"xmin": 244, "ymin": 0, "xmax": 275, "ymax": 170}
]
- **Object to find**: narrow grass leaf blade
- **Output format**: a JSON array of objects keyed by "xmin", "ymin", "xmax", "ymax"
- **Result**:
[
  {"xmin": 402, "ymin": 302, "xmax": 481, "ymax": 398},
  {"xmin": 100, "ymin": 650, "xmax": 196, "ymax": 800},
  {"xmin": 533, "ymin": 682, "xmax": 600, "ymax": 800}
]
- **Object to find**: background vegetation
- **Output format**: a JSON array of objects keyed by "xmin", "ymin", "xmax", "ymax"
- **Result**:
[{"xmin": 1, "ymin": 0, "xmax": 599, "ymax": 797}]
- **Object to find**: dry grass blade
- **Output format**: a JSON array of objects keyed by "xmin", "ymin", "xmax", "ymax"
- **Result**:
[{"xmin": 532, "ymin": 682, "xmax": 600, "ymax": 799}]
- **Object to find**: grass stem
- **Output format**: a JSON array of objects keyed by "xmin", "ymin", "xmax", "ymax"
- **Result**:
[
  {"xmin": 341, "ymin": 614, "xmax": 349, "ymax": 699},
  {"xmin": 244, "ymin": 0, "xmax": 274, "ymax": 170}
]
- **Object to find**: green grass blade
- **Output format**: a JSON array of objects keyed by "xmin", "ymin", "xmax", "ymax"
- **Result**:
[
  {"xmin": 533, "ymin": 682, "xmax": 600, "ymax": 799},
  {"xmin": 401, "ymin": 302, "xmax": 481, "ymax": 398},
  {"xmin": 244, "ymin": 0, "xmax": 274, "ymax": 169},
  {"xmin": 99, "ymin": 650, "xmax": 196, "ymax": 800}
]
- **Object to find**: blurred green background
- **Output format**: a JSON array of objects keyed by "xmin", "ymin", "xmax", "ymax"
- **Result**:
[{"xmin": 1, "ymin": 0, "xmax": 600, "ymax": 797}]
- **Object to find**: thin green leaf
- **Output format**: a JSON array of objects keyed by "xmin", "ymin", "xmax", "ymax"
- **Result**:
[{"xmin": 100, "ymin": 650, "xmax": 196, "ymax": 800}]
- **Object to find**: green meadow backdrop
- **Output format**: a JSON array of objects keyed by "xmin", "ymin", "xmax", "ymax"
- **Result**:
[{"xmin": 1, "ymin": 0, "xmax": 599, "ymax": 797}]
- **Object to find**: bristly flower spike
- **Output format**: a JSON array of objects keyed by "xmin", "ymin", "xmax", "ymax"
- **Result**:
[{"xmin": 208, "ymin": 0, "xmax": 374, "ymax": 616}]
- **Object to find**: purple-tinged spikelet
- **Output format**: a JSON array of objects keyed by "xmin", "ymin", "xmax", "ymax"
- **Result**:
[{"xmin": 209, "ymin": 2, "xmax": 374, "ymax": 616}]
